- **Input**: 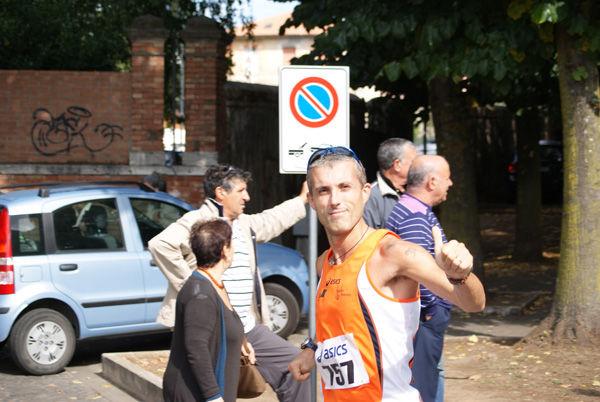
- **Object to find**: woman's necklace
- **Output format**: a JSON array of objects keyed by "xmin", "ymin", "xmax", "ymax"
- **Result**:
[
  {"xmin": 329, "ymin": 225, "xmax": 370, "ymax": 266},
  {"xmin": 198, "ymin": 268, "xmax": 225, "ymax": 290}
]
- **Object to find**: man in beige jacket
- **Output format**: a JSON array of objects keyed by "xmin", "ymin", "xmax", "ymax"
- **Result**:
[{"xmin": 149, "ymin": 164, "xmax": 310, "ymax": 402}]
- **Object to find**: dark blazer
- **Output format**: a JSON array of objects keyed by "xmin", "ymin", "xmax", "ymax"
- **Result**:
[{"xmin": 163, "ymin": 273, "xmax": 226, "ymax": 402}]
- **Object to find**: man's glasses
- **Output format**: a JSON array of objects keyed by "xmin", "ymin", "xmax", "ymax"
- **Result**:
[{"xmin": 307, "ymin": 146, "xmax": 361, "ymax": 171}]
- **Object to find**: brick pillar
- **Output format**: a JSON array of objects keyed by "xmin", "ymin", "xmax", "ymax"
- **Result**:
[
  {"xmin": 181, "ymin": 16, "xmax": 229, "ymax": 156},
  {"xmin": 127, "ymin": 15, "xmax": 169, "ymax": 156}
]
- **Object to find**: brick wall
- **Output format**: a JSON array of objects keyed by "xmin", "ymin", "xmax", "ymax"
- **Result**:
[
  {"xmin": 0, "ymin": 15, "xmax": 215, "ymax": 207},
  {"xmin": 1, "ymin": 70, "xmax": 132, "ymax": 165}
]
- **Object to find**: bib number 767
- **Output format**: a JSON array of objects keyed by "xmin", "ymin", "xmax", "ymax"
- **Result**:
[{"xmin": 315, "ymin": 333, "xmax": 369, "ymax": 390}]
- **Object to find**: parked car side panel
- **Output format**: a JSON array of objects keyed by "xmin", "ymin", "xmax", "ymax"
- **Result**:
[
  {"xmin": 256, "ymin": 242, "xmax": 309, "ymax": 315},
  {"xmin": 0, "ymin": 183, "xmax": 309, "ymax": 375}
]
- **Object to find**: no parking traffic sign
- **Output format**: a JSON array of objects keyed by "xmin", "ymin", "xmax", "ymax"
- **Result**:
[{"xmin": 279, "ymin": 66, "xmax": 349, "ymax": 174}]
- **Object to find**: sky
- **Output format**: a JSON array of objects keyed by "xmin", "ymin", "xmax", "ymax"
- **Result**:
[{"xmin": 239, "ymin": 0, "xmax": 299, "ymax": 22}]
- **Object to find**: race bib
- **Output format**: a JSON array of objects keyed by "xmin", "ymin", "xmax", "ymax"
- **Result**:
[{"xmin": 315, "ymin": 333, "xmax": 370, "ymax": 390}]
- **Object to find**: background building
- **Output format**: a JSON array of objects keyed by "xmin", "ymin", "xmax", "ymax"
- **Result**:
[{"xmin": 229, "ymin": 12, "xmax": 321, "ymax": 86}]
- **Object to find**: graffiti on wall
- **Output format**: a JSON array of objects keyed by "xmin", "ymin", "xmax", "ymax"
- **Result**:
[{"xmin": 31, "ymin": 106, "xmax": 123, "ymax": 156}]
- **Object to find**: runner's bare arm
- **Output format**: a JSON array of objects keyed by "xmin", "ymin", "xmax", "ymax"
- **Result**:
[{"xmin": 381, "ymin": 232, "xmax": 485, "ymax": 312}]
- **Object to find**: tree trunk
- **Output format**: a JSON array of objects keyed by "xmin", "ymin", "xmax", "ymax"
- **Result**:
[
  {"xmin": 549, "ymin": 19, "xmax": 600, "ymax": 344},
  {"xmin": 428, "ymin": 77, "xmax": 485, "ymax": 285},
  {"xmin": 513, "ymin": 108, "xmax": 543, "ymax": 261}
]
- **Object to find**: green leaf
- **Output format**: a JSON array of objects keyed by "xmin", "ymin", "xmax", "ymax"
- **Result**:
[
  {"xmin": 391, "ymin": 19, "xmax": 406, "ymax": 38},
  {"xmin": 496, "ymin": 79, "xmax": 512, "ymax": 96},
  {"xmin": 402, "ymin": 57, "xmax": 419, "ymax": 79},
  {"xmin": 478, "ymin": 58, "xmax": 491, "ymax": 76},
  {"xmin": 489, "ymin": 42, "xmax": 507, "ymax": 61},
  {"xmin": 375, "ymin": 21, "xmax": 391, "ymax": 39},
  {"xmin": 530, "ymin": 3, "xmax": 560, "ymax": 24},
  {"xmin": 347, "ymin": 24, "xmax": 360, "ymax": 42},
  {"xmin": 383, "ymin": 61, "xmax": 402, "ymax": 82},
  {"xmin": 572, "ymin": 66, "xmax": 588, "ymax": 81},
  {"xmin": 359, "ymin": 21, "xmax": 376, "ymax": 43},
  {"xmin": 493, "ymin": 61, "xmax": 507, "ymax": 80},
  {"xmin": 422, "ymin": 23, "xmax": 440, "ymax": 46},
  {"xmin": 459, "ymin": 58, "xmax": 471, "ymax": 75},
  {"xmin": 589, "ymin": 34, "xmax": 600, "ymax": 52},
  {"xmin": 333, "ymin": 32, "xmax": 347, "ymax": 50},
  {"xmin": 439, "ymin": 16, "xmax": 459, "ymax": 39},
  {"xmin": 414, "ymin": 52, "xmax": 431, "ymax": 71},
  {"xmin": 438, "ymin": 58, "xmax": 451, "ymax": 76},
  {"xmin": 568, "ymin": 14, "xmax": 587, "ymax": 35},
  {"xmin": 462, "ymin": 58, "xmax": 478, "ymax": 78},
  {"xmin": 507, "ymin": 0, "xmax": 527, "ymax": 20},
  {"xmin": 465, "ymin": 18, "xmax": 483, "ymax": 42},
  {"xmin": 510, "ymin": 49, "xmax": 526, "ymax": 63},
  {"xmin": 406, "ymin": 13, "xmax": 418, "ymax": 32},
  {"xmin": 538, "ymin": 22, "xmax": 554, "ymax": 42},
  {"xmin": 425, "ymin": 64, "xmax": 439, "ymax": 81}
]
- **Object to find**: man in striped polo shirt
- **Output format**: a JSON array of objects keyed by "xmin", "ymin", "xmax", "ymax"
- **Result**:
[
  {"xmin": 149, "ymin": 164, "xmax": 310, "ymax": 402},
  {"xmin": 386, "ymin": 154, "xmax": 454, "ymax": 402}
]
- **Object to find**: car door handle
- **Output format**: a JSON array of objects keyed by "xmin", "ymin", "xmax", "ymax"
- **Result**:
[
  {"xmin": 150, "ymin": 260, "xmax": 157, "ymax": 267},
  {"xmin": 59, "ymin": 264, "xmax": 78, "ymax": 271}
]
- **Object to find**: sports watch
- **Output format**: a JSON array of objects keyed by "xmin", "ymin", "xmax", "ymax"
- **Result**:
[{"xmin": 300, "ymin": 337, "xmax": 318, "ymax": 352}]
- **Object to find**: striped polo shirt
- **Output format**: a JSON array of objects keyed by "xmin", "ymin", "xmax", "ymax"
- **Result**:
[
  {"xmin": 385, "ymin": 193, "xmax": 452, "ymax": 316},
  {"xmin": 222, "ymin": 219, "xmax": 255, "ymax": 333}
]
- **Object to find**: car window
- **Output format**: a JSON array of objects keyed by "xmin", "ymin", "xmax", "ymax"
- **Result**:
[
  {"xmin": 53, "ymin": 199, "xmax": 124, "ymax": 251},
  {"xmin": 11, "ymin": 213, "xmax": 45, "ymax": 256},
  {"xmin": 130, "ymin": 198, "xmax": 187, "ymax": 248}
]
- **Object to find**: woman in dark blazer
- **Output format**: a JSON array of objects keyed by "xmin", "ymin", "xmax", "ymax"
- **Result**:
[{"xmin": 163, "ymin": 219, "xmax": 254, "ymax": 402}]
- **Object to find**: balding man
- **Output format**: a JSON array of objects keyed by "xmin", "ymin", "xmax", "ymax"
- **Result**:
[
  {"xmin": 363, "ymin": 138, "xmax": 417, "ymax": 229},
  {"xmin": 386, "ymin": 155, "xmax": 454, "ymax": 402}
]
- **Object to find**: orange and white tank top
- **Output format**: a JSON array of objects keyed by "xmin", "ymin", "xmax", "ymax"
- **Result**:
[{"xmin": 315, "ymin": 229, "xmax": 421, "ymax": 402}]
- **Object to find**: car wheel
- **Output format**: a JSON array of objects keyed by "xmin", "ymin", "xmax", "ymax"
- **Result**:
[
  {"xmin": 264, "ymin": 283, "xmax": 299, "ymax": 339},
  {"xmin": 8, "ymin": 309, "xmax": 76, "ymax": 375}
]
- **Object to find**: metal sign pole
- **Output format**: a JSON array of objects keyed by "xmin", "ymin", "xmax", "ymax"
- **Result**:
[{"xmin": 308, "ymin": 207, "xmax": 318, "ymax": 402}]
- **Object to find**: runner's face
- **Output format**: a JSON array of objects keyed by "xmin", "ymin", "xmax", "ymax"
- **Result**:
[{"xmin": 308, "ymin": 160, "xmax": 370, "ymax": 236}]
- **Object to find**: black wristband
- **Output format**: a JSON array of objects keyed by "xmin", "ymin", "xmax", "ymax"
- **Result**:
[
  {"xmin": 300, "ymin": 337, "xmax": 318, "ymax": 352},
  {"xmin": 447, "ymin": 268, "xmax": 473, "ymax": 285}
]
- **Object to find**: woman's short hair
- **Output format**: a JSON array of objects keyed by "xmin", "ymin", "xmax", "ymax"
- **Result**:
[{"xmin": 189, "ymin": 219, "xmax": 232, "ymax": 268}]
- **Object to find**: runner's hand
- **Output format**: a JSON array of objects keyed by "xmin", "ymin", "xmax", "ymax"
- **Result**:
[
  {"xmin": 288, "ymin": 349, "xmax": 315, "ymax": 382},
  {"xmin": 433, "ymin": 226, "xmax": 473, "ymax": 280}
]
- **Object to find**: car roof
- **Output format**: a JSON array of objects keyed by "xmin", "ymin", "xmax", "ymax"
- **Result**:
[{"xmin": 0, "ymin": 182, "xmax": 195, "ymax": 215}]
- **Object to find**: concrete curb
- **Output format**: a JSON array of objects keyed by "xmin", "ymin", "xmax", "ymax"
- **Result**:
[{"xmin": 102, "ymin": 351, "xmax": 166, "ymax": 402}]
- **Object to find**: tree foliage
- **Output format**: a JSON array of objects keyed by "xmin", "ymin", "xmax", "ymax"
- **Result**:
[
  {"xmin": 0, "ymin": 0, "xmax": 249, "ymax": 71},
  {"xmin": 0, "ymin": 0, "xmax": 252, "ymax": 127},
  {"xmin": 286, "ymin": 2, "xmax": 600, "ymax": 341}
]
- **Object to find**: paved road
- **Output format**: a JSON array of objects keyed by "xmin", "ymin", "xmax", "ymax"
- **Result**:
[
  {"xmin": 0, "ymin": 321, "xmax": 311, "ymax": 402},
  {"xmin": 0, "ymin": 332, "xmax": 172, "ymax": 401},
  {"xmin": 1, "ymin": 301, "xmax": 543, "ymax": 402}
]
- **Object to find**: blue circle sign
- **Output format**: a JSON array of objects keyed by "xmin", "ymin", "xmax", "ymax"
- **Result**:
[{"xmin": 290, "ymin": 77, "xmax": 339, "ymax": 128}]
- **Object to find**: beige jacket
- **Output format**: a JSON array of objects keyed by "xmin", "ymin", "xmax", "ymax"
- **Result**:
[{"xmin": 148, "ymin": 196, "xmax": 306, "ymax": 328}]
